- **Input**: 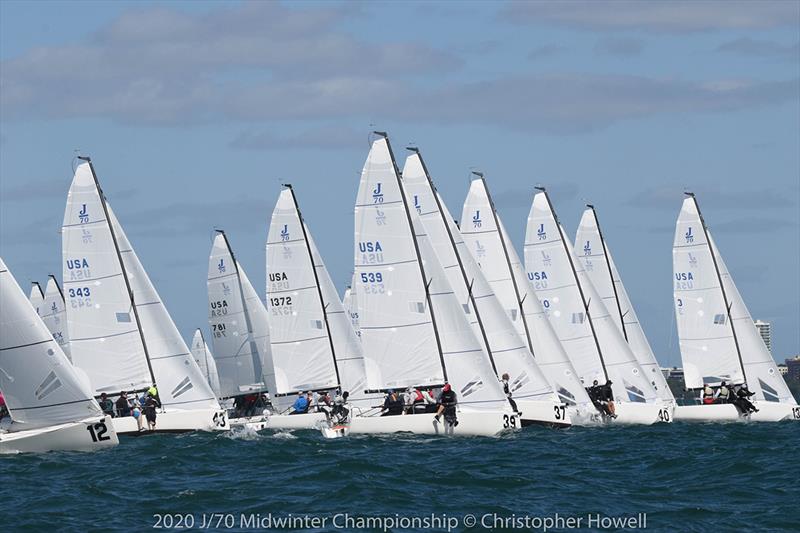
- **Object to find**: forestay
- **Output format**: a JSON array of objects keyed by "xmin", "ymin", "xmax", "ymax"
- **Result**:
[
  {"xmin": 266, "ymin": 189, "xmax": 340, "ymax": 394},
  {"xmin": 1, "ymin": 257, "xmax": 103, "ymax": 430},
  {"xmin": 190, "ymin": 329, "xmax": 221, "ymax": 398},
  {"xmin": 525, "ymin": 192, "xmax": 657, "ymax": 404},
  {"xmin": 402, "ymin": 154, "xmax": 554, "ymax": 404},
  {"xmin": 460, "ymin": 178, "xmax": 592, "ymax": 408},
  {"xmin": 576, "ymin": 208, "xmax": 674, "ymax": 401},
  {"xmin": 207, "ymin": 232, "xmax": 271, "ymax": 398}
]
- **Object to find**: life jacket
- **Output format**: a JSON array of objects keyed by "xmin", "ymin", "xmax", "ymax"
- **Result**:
[{"xmin": 718, "ymin": 387, "xmax": 730, "ymax": 399}]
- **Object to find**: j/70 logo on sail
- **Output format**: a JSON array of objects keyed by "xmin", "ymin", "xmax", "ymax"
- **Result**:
[
  {"xmin": 472, "ymin": 210, "xmax": 482, "ymax": 228},
  {"xmin": 685, "ymin": 227, "xmax": 694, "ymax": 243},
  {"xmin": 280, "ymin": 224, "xmax": 289, "ymax": 241},
  {"xmin": 373, "ymin": 183, "xmax": 384, "ymax": 204},
  {"xmin": 583, "ymin": 240, "xmax": 591, "ymax": 256},
  {"xmin": 413, "ymin": 195, "xmax": 421, "ymax": 214},
  {"xmin": 537, "ymin": 223, "xmax": 546, "ymax": 240},
  {"xmin": 78, "ymin": 204, "xmax": 89, "ymax": 224},
  {"xmin": 217, "ymin": 259, "xmax": 225, "ymax": 274}
]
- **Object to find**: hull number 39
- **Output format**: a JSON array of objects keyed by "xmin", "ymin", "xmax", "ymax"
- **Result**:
[{"xmin": 503, "ymin": 414, "xmax": 517, "ymax": 428}]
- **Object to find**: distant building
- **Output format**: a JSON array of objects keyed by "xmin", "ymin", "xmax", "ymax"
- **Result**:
[
  {"xmin": 754, "ymin": 320, "xmax": 772, "ymax": 354},
  {"xmin": 662, "ymin": 367, "xmax": 684, "ymax": 381},
  {"xmin": 786, "ymin": 356, "xmax": 800, "ymax": 382},
  {"xmin": 778, "ymin": 365, "xmax": 788, "ymax": 376}
]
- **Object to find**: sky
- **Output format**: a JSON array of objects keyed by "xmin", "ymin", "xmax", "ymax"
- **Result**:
[{"xmin": 1, "ymin": 0, "xmax": 798, "ymax": 368}]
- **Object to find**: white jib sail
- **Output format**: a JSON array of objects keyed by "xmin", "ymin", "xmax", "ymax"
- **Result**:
[
  {"xmin": 207, "ymin": 231, "xmax": 271, "ymax": 398},
  {"xmin": 41, "ymin": 276, "xmax": 72, "ymax": 363},
  {"xmin": 190, "ymin": 329, "xmax": 221, "ymax": 398},
  {"xmin": 1, "ymin": 257, "xmax": 103, "ymax": 430},
  {"xmin": 62, "ymin": 160, "xmax": 153, "ymax": 395},
  {"xmin": 342, "ymin": 284, "xmax": 362, "ymax": 341},
  {"xmin": 674, "ymin": 196, "xmax": 794, "ymax": 404},
  {"xmin": 107, "ymin": 205, "xmax": 220, "ymax": 411},
  {"xmin": 460, "ymin": 178, "xmax": 593, "ymax": 408},
  {"xmin": 525, "ymin": 191, "xmax": 658, "ymax": 404},
  {"xmin": 266, "ymin": 189, "xmax": 340, "ymax": 394},
  {"xmin": 401, "ymin": 153, "xmax": 555, "ymax": 404},
  {"xmin": 576, "ymin": 207, "xmax": 674, "ymax": 401}
]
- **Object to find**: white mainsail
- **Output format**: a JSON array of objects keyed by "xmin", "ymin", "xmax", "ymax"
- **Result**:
[
  {"xmin": 207, "ymin": 231, "xmax": 273, "ymax": 398},
  {"xmin": 62, "ymin": 160, "xmax": 153, "ymax": 394},
  {"xmin": 576, "ymin": 207, "xmax": 674, "ymax": 402},
  {"xmin": 62, "ymin": 158, "xmax": 220, "ymax": 414},
  {"xmin": 524, "ymin": 191, "xmax": 658, "ymax": 404},
  {"xmin": 460, "ymin": 177, "xmax": 593, "ymax": 409},
  {"xmin": 673, "ymin": 196, "xmax": 795, "ymax": 404},
  {"xmin": 266, "ymin": 189, "xmax": 340, "ymax": 395},
  {"xmin": 41, "ymin": 276, "xmax": 72, "ymax": 363},
  {"xmin": 1, "ymin": 257, "xmax": 103, "ymax": 430},
  {"xmin": 355, "ymin": 135, "xmax": 509, "ymax": 411},
  {"xmin": 401, "ymin": 153, "xmax": 555, "ymax": 405},
  {"xmin": 190, "ymin": 329, "xmax": 221, "ymax": 398}
]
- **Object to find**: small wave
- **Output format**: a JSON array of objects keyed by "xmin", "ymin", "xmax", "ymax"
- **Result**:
[
  {"xmin": 226, "ymin": 426, "xmax": 262, "ymax": 441},
  {"xmin": 271, "ymin": 430, "xmax": 297, "ymax": 440}
]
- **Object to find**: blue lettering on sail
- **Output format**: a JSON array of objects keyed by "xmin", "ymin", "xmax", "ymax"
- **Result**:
[
  {"xmin": 685, "ymin": 227, "xmax": 694, "ymax": 243},
  {"xmin": 413, "ymin": 195, "xmax": 421, "ymax": 214},
  {"xmin": 372, "ymin": 183, "xmax": 384, "ymax": 204},
  {"xmin": 359, "ymin": 241, "xmax": 383, "ymax": 253},
  {"xmin": 527, "ymin": 271, "xmax": 548, "ymax": 281},
  {"xmin": 217, "ymin": 259, "xmax": 226, "ymax": 274},
  {"xmin": 51, "ymin": 302, "xmax": 58, "ymax": 313},
  {"xmin": 66, "ymin": 258, "xmax": 90, "ymax": 270},
  {"xmin": 675, "ymin": 273, "xmax": 694, "ymax": 281},
  {"xmin": 280, "ymin": 224, "xmax": 289, "ymax": 242},
  {"xmin": 472, "ymin": 210, "xmax": 482, "ymax": 228},
  {"xmin": 583, "ymin": 240, "xmax": 591, "ymax": 256},
  {"xmin": 675, "ymin": 272, "xmax": 694, "ymax": 290},
  {"xmin": 359, "ymin": 241, "xmax": 384, "ymax": 264},
  {"xmin": 537, "ymin": 223, "xmax": 546, "ymax": 240},
  {"xmin": 78, "ymin": 204, "xmax": 89, "ymax": 224}
]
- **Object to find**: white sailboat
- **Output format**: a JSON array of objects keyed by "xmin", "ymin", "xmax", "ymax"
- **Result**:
[
  {"xmin": 524, "ymin": 189, "xmax": 668, "ymax": 424},
  {"xmin": 39, "ymin": 276, "xmax": 72, "ymax": 363},
  {"xmin": 402, "ymin": 151, "xmax": 568, "ymax": 427},
  {"xmin": 342, "ymin": 284, "xmax": 361, "ymax": 340},
  {"xmin": 190, "ymin": 329, "xmax": 221, "ymax": 398},
  {"xmin": 575, "ymin": 206, "xmax": 675, "ymax": 409},
  {"xmin": 1, "ymin": 257, "xmax": 119, "ymax": 453},
  {"xmin": 348, "ymin": 133, "xmax": 516, "ymax": 436},
  {"xmin": 460, "ymin": 176, "xmax": 597, "ymax": 424},
  {"xmin": 207, "ymin": 230, "xmax": 276, "ymax": 429},
  {"xmin": 62, "ymin": 157, "xmax": 227, "ymax": 434},
  {"xmin": 672, "ymin": 194, "xmax": 799, "ymax": 422}
]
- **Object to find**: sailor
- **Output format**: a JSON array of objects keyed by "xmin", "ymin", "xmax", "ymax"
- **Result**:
[
  {"xmin": 144, "ymin": 394, "xmax": 158, "ymax": 430},
  {"xmin": 381, "ymin": 389, "xmax": 404, "ymax": 416},
  {"xmin": 290, "ymin": 392, "xmax": 309, "ymax": 415},
  {"xmin": 131, "ymin": 397, "xmax": 144, "ymax": 432},
  {"xmin": 434, "ymin": 383, "xmax": 458, "ymax": 427},
  {"xmin": 587, "ymin": 380, "xmax": 604, "ymax": 414},
  {"xmin": 602, "ymin": 380, "xmax": 617, "ymax": 419},
  {"xmin": 115, "ymin": 391, "xmax": 131, "ymax": 417},
  {"xmin": 0, "ymin": 390, "xmax": 7, "ymax": 420},
  {"xmin": 99, "ymin": 393, "xmax": 115, "ymax": 417},
  {"xmin": 702, "ymin": 383, "xmax": 715, "ymax": 405},
  {"xmin": 733, "ymin": 385, "xmax": 759, "ymax": 414},
  {"xmin": 716, "ymin": 381, "xmax": 731, "ymax": 404},
  {"xmin": 501, "ymin": 373, "xmax": 518, "ymax": 412},
  {"xmin": 147, "ymin": 384, "xmax": 161, "ymax": 407},
  {"xmin": 331, "ymin": 391, "xmax": 350, "ymax": 423}
]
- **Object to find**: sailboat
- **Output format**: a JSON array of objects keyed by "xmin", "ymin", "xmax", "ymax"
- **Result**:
[
  {"xmin": 62, "ymin": 157, "xmax": 227, "ymax": 434},
  {"xmin": 30, "ymin": 282, "xmax": 44, "ymax": 314},
  {"xmin": 347, "ymin": 133, "xmax": 516, "ymax": 436},
  {"xmin": 672, "ymin": 194, "xmax": 799, "ymax": 422},
  {"xmin": 264, "ymin": 186, "xmax": 383, "ymax": 430},
  {"xmin": 1, "ymin": 257, "xmax": 119, "ymax": 453},
  {"xmin": 190, "ymin": 329, "xmax": 221, "ymax": 398},
  {"xmin": 402, "ymin": 151, "xmax": 568, "ymax": 427},
  {"xmin": 207, "ymin": 230, "xmax": 277, "ymax": 429},
  {"xmin": 575, "ymin": 206, "xmax": 676, "ymax": 410},
  {"xmin": 525, "ymin": 189, "xmax": 669, "ymax": 424},
  {"xmin": 342, "ymin": 284, "xmax": 361, "ymax": 340},
  {"xmin": 460, "ymin": 176, "xmax": 598, "ymax": 424},
  {"xmin": 37, "ymin": 276, "xmax": 72, "ymax": 363}
]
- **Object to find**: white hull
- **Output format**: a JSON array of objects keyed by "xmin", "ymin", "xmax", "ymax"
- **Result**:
[
  {"xmin": 516, "ymin": 399, "xmax": 572, "ymax": 427},
  {"xmin": 348, "ymin": 409, "xmax": 515, "ymax": 436},
  {"xmin": 675, "ymin": 402, "xmax": 800, "ymax": 423},
  {"xmin": 611, "ymin": 402, "xmax": 672, "ymax": 425},
  {"xmin": 235, "ymin": 412, "xmax": 329, "ymax": 431},
  {"xmin": 112, "ymin": 408, "xmax": 228, "ymax": 435},
  {"xmin": 0, "ymin": 415, "xmax": 119, "ymax": 454},
  {"xmin": 321, "ymin": 424, "xmax": 351, "ymax": 439}
]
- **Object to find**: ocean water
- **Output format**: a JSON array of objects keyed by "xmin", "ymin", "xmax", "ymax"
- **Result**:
[{"xmin": 2, "ymin": 422, "xmax": 798, "ymax": 532}]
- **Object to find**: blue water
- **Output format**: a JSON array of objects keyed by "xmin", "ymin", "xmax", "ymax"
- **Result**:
[{"xmin": 2, "ymin": 423, "xmax": 798, "ymax": 532}]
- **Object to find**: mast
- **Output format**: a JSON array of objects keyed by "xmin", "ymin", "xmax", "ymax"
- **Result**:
[
  {"xmin": 537, "ymin": 187, "xmax": 609, "ymax": 380},
  {"xmin": 284, "ymin": 184, "xmax": 342, "ymax": 387},
  {"xmin": 685, "ymin": 192, "xmax": 747, "ymax": 384},
  {"xmin": 587, "ymin": 205, "xmax": 628, "ymax": 342},
  {"xmin": 376, "ymin": 132, "xmax": 448, "ymax": 382},
  {"xmin": 80, "ymin": 156, "xmax": 157, "ymax": 388},
  {"xmin": 479, "ymin": 172, "xmax": 536, "ymax": 357},
  {"xmin": 217, "ymin": 229, "xmax": 265, "ymax": 391},
  {"xmin": 410, "ymin": 150, "xmax": 497, "ymax": 375}
]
